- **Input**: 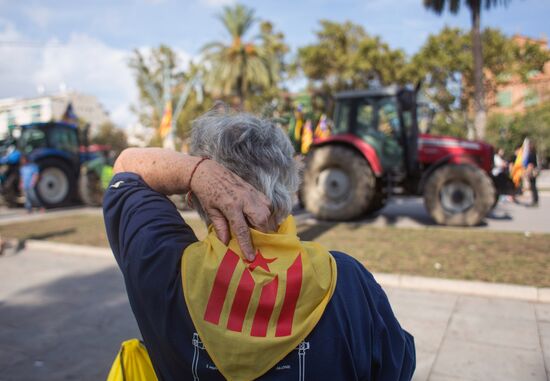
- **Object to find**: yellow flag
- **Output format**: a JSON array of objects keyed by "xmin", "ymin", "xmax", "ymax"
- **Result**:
[
  {"xmin": 106, "ymin": 339, "xmax": 157, "ymax": 381},
  {"xmin": 159, "ymin": 101, "xmax": 172, "ymax": 138},
  {"xmin": 300, "ymin": 120, "xmax": 313, "ymax": 154},
  {"xmin": 181, "ymin": 216, "xmax": 337, "ymax": 381}
]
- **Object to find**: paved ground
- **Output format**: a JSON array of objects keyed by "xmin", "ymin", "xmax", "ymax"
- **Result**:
[{"xmin": 0, "ymin": 248, "xmax": 548, "ymax": 381}]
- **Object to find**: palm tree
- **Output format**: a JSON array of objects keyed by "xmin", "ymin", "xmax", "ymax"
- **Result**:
[
  {"xmin": 424, "ymin": 0, "xmax": 510, "ymax": 139},
  {"xmin": 202, "ymin": 4, "xmax": 273, "ymax": 110}
]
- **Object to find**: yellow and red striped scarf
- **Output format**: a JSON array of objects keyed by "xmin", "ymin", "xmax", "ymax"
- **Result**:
[{"xmin": 181, "ymin": 216, "xmax": 337, "ymax": 381}]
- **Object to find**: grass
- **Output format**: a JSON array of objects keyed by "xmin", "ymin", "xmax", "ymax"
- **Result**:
[{"xmin": 1, "ymin": 214, "xmax": 549, "ymax": 287}]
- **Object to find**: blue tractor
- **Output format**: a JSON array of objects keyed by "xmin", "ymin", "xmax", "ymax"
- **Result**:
[{"xmin": 0, "ymin": 122, "xmax": 111, "ymax": 208}]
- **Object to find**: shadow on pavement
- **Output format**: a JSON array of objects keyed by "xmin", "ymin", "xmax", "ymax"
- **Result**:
[
  {"xmin": 27, "ymin": 228, "xmax": 77, "ymax": 241},
  {"xmin": 297, "ymin": 222, "xmax": 337, "ymax": 241},
  {"xmin": 0, "ymin": 267, "xmax": 139, "ymax": 381}
]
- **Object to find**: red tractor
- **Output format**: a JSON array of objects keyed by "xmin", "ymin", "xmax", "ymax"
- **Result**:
[{"xmin": 301, "ymin": 86, "xmax": 498, "ymax": 226}]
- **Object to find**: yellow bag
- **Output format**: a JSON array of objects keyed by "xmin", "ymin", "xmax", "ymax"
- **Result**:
[{"xmin": 106, "ymin": 339, "xmax": 158, "ymax": 381}]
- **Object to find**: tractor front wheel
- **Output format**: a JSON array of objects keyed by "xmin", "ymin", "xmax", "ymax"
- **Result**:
[
  {"xmin": 302, "ymin": 145, "xmax": 376, "ymax": 220},
  {"xmin": 423, "ymin": 164, "xmax": 495, "ymax": 226},
  {"xmin": 36, "ymin": 159, "xmax": 75, "ymax": 208}
]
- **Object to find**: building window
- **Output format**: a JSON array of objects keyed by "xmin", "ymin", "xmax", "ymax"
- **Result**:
[
  {"xmin": 7, "ymin": 111, "xmax": 16, "ymax": 128},
  {"xmin": 524, "ymin": 88, "xmax": 539, "ymax": 107},
  {"xmin": 31, "ymin": 104, "xmax": 41, "ymax": 122},
  {"xmin": 496, "ymin": 91, "xmax": 512, "ymax": 108}
]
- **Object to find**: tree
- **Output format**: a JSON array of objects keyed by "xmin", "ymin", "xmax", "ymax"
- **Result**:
[
  {"xmin": 423, "ymin": 0, "xmax": 511, "ymax": 139},
  {"xmin": 128, "ymin": 45, "xmax": 208, "ymax": 145},
  {"xmin": 409, "ymin": 27, "xmax": 549, "ymax": 137},
  {"xmin": 486, "ymin": 102, "xmax": 550, "ymax": 165},
  {"xmin": 91, "ymin": 122, "xmax": 128, "ymax": 155},
  {"xmin": 202, "ymin": 4, "xmax": 284, "ymax": 110},
  {"xmin": 297, "ymin": 20, "xmax": 408, "ymax": 103}
]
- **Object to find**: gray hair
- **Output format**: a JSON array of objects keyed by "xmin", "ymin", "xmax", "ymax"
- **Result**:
[{"xmin": 189, "ymin": 109, "xmax": 301, "ymax": 225}]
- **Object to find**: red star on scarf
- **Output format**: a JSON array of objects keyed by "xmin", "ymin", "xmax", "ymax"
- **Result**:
[{"xmin": 246, "ymin": 250, "xmax": 276, "ymax": 272}]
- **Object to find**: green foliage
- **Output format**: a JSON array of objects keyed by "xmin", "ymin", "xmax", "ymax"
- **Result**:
[
  {"xmin": 91, "ymin": 122, "xmax": 129, "ymax": 155},
  {"xmin": 128, "ymin": 45, "xmax": 207, "ymax": 143},
  {"xmin": 486, "ymin": 102, "xmax": 550, "ymax": 163},
  {"xmin": 423, "ymin": 0, "xmax": 511, "ymax": 15},
  {"xmin": 429, "ymin": 111, "xmax": 469, "ymax": 138},
  {"xmin": 411, "ymin": 27, "xmax": 549, "ymax": 136},
  {"xmin": 202, "ymin": 4, "xmax": 288, "ymax": 110},
  {"xmin": 296, "ymin": 20, "xmax": 408, "ymax": 98}
]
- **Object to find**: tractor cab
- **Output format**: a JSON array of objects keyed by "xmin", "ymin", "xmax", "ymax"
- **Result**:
[{"xmin": 331, "ymin": 86, "xmax": 419, "ymax": 181}]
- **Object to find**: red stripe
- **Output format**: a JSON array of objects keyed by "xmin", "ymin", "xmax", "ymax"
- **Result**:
[
  {"xmin": 227, "ymin": 268, "xmax": 255, "ymax": 332},
  {"xmin": 204, "ymin": 249, "xmax": 240, "ymax": 325},
  {"xmin": 250, "ymin": 276, "xmax": 279, "ymax": 337},
  {"xmin": 275, "ymin": 254, "xmax": 303, "ymax": 337}
]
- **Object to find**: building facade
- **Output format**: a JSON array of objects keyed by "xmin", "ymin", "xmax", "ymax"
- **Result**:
[
  {"xmin": 487, "ymin": 35, "xmax": 550, "ymax": 115},
  {"xmin": 0, "ymin": 92, "xmax": 110, "ymax": 137}
]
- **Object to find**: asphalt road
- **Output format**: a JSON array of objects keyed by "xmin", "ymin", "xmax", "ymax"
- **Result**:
[
  {"xmin": 1, "ymin": 171, "xmax": 550, "ymax": 233},
  {"xmin": 0, "ymin": 250, "xmax": 139, "ymax": 381}
]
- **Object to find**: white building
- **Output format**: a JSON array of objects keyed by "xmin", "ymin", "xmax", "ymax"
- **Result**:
[{"xmin": 0, "ymin": 92, "xmax": 111, "ymax": 137}]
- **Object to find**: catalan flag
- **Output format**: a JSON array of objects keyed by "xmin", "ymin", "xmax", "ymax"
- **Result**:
[
  {"xmin": 511, "ymin": 138, "xmax": 530, "ymax": 188},
  {"xmin": 181, "ymin": 216, "xmax": 337, "ymax": 381},
  {"xmin": 159, "ymin": 101, "xmax": 172, "ymax": 138}
]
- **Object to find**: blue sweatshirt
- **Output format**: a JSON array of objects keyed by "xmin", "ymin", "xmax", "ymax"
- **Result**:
[{"xmin": 103, "ymin": 172, "xmax": 416, "ymax": 381}]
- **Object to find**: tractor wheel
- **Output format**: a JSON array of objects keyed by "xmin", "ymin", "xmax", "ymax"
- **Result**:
[
  {"xmin": 36, "ymin": 158, "xmax": 75, "ymax": 208},
  {"xmin": 2, "ymin": 172, "xmax": 21, "ymax": 207},
  {"xmin": 423, "ymin": 164, "xmax": 496, "ymax": 226},
  {"xmin": 366, "ymin": 181, "xmax": 387, "ymax": 214},
  {"xmin": 79, "ymin": 167, "xmax": 104, "ymax": 207},
  {"xmin": 302, "ymin": 145, "xmax": 376, "ymax": 220}
]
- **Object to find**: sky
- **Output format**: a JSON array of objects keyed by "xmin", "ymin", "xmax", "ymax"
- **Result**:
[{"xmin": 0, "ymin": 0, "xmax": 549, "ymax": 128}]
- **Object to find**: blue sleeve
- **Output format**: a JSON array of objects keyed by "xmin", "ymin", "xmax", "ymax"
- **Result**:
[
  {"xmin": 370, "ymin": 278, "xmax": 416, "ymax": 380},
  {"xmin": 330, "ymin": 252, "xmax": 416, "ymax": 381},
  {"xmin": 102, "ymin": 172, "xmax": 198, "ymax": 303},
  {"xmin": 103, "ymin": 172, "xmax": 204, "ymax": 380}
]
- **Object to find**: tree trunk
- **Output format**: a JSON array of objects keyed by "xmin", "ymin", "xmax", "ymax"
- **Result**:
[
  {"xmin": 236, "ymin": 75, "xmax": 245, "ymax": 111},
  {"xmin": 471, "ymin": 1, "xmax": 486, "ymax": 140}
]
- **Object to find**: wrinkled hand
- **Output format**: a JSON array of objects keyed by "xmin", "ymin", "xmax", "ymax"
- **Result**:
[{"xmin": 190, "ymin": 159, "xmax": 272, "ymax": 261}]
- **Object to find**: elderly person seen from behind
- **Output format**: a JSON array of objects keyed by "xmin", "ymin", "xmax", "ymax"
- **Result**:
[{"xmin": 103, "ymin": 109, "xmax": 415, "ymax": 381}]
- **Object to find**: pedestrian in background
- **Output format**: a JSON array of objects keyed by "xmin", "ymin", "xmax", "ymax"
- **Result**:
[
  {"xmin": 525, "ymin": 140, "xmax": 539, "ymax": 207},
  {"xmin": 19, "ymin": 155, "xmax": 42, "ymax": 213},
  {"xmin": 492, "ymin": 148, "xmax": 510, "ymax": 203}
]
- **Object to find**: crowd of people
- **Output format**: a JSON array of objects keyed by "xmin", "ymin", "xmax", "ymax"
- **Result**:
[{"xmin": 493, "ymin": 137, "xmax": 540, "ymax": 207}]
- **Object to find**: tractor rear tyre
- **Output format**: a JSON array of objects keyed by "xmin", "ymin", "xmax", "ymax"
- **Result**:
[
  {"xmin": 302, "ymin": 145, "xmax": 376, "ymax": 220},
  {"xmin": 366, "ymin": 180, "xmax": 387, "ymax": 214},
  {"xmin": 79, "ymin": 167, "xmax": 104, "ymax": 207},
  {"xmin": 423, "ymin": 164, "xmax": 495, "ymax": 226},
  {"xmin": 36, "ymin": 158, "xmax": 75, "ymax": 208}
]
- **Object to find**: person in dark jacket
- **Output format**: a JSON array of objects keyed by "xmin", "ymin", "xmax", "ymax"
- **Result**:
[
  {"xmin": 103, "ymin": 109, "xmax": 415, "ymax": 381},
  {"xmin": 525, "ymin": 140, "xmax": 539, "ymax": 207}
]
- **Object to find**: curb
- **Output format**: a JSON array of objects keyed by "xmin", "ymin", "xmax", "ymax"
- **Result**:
[
  {"xmin": 19, "ymin": 240, "xmax": 549, "ymax": 303},
  {"xmin": 371, "ymin": 271, "xmax": 550, "ymax": 303},
  {"xmin": 24, "ymin": 239, "xmax": 112, "ymax": 258},
  {"xmin": 0, "ymin": 207, "xmax": 102, "ymax": 226}
]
